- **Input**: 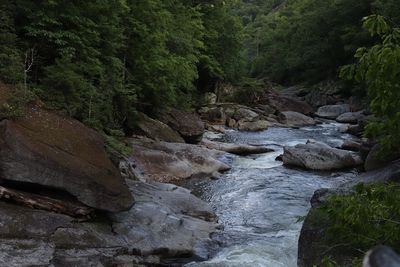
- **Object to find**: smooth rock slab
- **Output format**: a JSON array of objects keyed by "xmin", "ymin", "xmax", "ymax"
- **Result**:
[
  {"xmin": 336, "ymin": 111, "xmax": 365, "ymax": 124},
  {"xmin": 201, "ymin": 139, "xmax": 273, "ymax": 155},
  {"xmin": 135, "ymin": 112, "xmax": 185, "ymax": 143},
  {"xmin": 237, "ymin": 119, "xmax": 269, "ymax": 132},
  {"xmin": 283, "ymin": 141, "xmax": 363, "ymax": 170},
  {"xmin": 279, "ymin": 111, "xmax": 316, "ymax": 127},
  {"xmin": 0, "ymin": 108, "xmax": 133, "ymax": 212},
  {"xmin": 128, "ymin": 137, "xmax": 230, "ymax": 183},
  {"xmin": 315, "ymin": 104, "xmax": 351, "ymax": 119},
  {"xmin": 159, "ymin": 109, "xmax": 205, "ymax": 144},
  {"xmin": 0, "ymin": 180, "xmax": 219, "ymax": 266}
]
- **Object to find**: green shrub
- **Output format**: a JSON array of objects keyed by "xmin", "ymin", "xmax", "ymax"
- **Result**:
[{"xmin": 321, "ymin": 183, "xmax": 400, "ymax": 253}]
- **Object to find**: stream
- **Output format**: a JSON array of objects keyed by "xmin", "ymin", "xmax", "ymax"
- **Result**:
[{"xmin": 185, "ymin": 122, "xmax": 359, "ymax": 267}]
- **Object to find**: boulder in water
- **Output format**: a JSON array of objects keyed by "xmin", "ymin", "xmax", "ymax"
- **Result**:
[
  {"xmin": 279, "ymin": 111, "xmax": 316, "ymax": 127},
  {"xmin": 336, "ymin": 111, "xmax": 365, "ymax": 124},
  {"xmin": 233, "ymin": 107, "xmax": 258, "ymax": 121},
  {"xmin": 127, "ymin": 137, "xmax": 230, "ymax": 183},
  {"xmin": 283, "ymin": 141, "xmax": 363, "ymax": 170},
  {"xmin": 237, "ymin": 119, "xmax": 269, "ymax": 131},
  {"xmin": 315, "ymin": 104, "xmax": 351, "ymax": 119},
  {"xmin": 363, "ymin": 246, "xmax": 400, "ymax": 267},
  {"xmin": 0, "ymin": 180, "xmax": 218, "ymax": 266},
  {"xmin": 201, "ymin": 139, "xmax": 273, "ymax": 155}
]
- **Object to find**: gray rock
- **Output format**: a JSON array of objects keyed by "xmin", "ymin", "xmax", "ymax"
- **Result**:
[
  {"xmin": 265, "ymin": 90, "xmax": 314, "ymax": 115},
  {"xmin": 111, "ymin": 180, "xmax": 219, "ymax": 257},
  {"xmin": 336, "ymin": 111, "xmax": 365, "ymax": 124},
  {"xmin": 127, "ymin": 137, "xmax": 230, "ymax": 183},
  {"xmin": 363, "ymin": 246, "xmax": 400, "ymax": 267},
  {"xmin": 283, "ymin": 142, "xmax": 363, "ymax": 170},
  {"xmin": 340, "ymin": 140, "xmax": 362, "ymax": 152},
  {"xmin": 233, "ymin": 108, "xmax": 258, "ymax": 121},
  {"xmin": 0, "ymin": 108, "xmax": 134, "ymax": 212},
  {"xmin": 204, "ymin": 93, "xmax": 217, "ymax": 105},
  {"xmin": 0, "ymin": 180, "xmax": 219, "ymax": 266},
  {"xmin": 201, "ymin": 139, "xmax": 273, "ymax": 155},
  {"xmin": 135, "ymin": 112, "xmax": 185, "ymax": 143},
  {"xmin": 315, "ymin": 104, "xmax": 351, "ymax": 119},
  {"xmin": 237, "ymin": 119, "xmax": 269, "ymax": 132},
  {"xmin": 159, "ymin": 109, "xmax": 205, "ymax": 144},
  {"xmin": 364, "ymin": 144, "xmax": 399, "ymax": 171},
  {"xmin": 198, "ymin": 106, "xmax": 227, "ymax": 124},
  {"xmin": 279, "ymin": 111, "xmax": 316, "ymax": 127},
  {"xmin": 359, "ymin": 159, "xmax": 400, "ymax": 184}
]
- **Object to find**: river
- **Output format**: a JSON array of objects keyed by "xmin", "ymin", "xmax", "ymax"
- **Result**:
[{"xmin": 185, "ymin": 122, "xmax": 359, "ymax": 267}]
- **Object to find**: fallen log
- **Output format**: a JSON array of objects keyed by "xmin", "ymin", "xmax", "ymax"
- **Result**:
[{"xmin": 0, "ymin": 185, "xmax": 94, "ymax": 218}]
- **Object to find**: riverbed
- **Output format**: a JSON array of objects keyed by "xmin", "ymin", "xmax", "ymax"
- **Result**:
[{"xmin": 185, "ymin": 122, "xmax": 359, "ymax": 267}]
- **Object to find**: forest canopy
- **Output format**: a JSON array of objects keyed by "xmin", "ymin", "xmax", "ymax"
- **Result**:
[
  {"xmin": 1, "ymin": 0, "xmax": 399, "ymax": 152},
  {"xmin": 0, "ymin": 0, "xmax": 243, "ymax": 130}
]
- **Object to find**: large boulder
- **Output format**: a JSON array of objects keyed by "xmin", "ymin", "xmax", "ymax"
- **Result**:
[
  {"xmin": 233, "ymin": 107, "xmax": 258, "ymax": 121},
  {"xmin": 278, "ymin": 111, "xmax": 316, "ymax": 127},
  {"xmin": 315, "ymin": 104, "xmax": 351, "ymax": 119},
  {"xmin": 201, "ymin": 139, "xmax": 273, "ymax": 155},
  {"xmin": 0, "ymin": 180, "xmax": 218, "ymax": 266},
  {"xmin": 364, "ymin": 144, "xmax": 400, "ymax": 171},
  {"xmin": 266, "ymin": 90, "xmax": 314, "ymax": 115},
  {"xmin": 198, "ymin": 106, "xmax": 227, "ymax": 124},
  {"xmin": 237, "ymin": 119, "xmax": 269, "ymax": 132},
  {"xmin": 336, "ymin": 111, "xmax": 365, "ymax": 124},
  {"xmin": 135, "ymin": 112, "xmax": 184, "ymax": 143},
  {"xmin": 159, "ymin": 109, "xmax": 205, "ymax": 144},
  {"xmin": 363, "ymin": 246, "xmax": 400, "ymax": 267},
  {"xmin": 127, "ymin": 137, "xmax": 230, "ymax": 183},
  {"xmin": 283, "ymin": 141, "xmax": 363, "ymax": 170},
  {"xmin": 0, "ymin": 108, "xmax": 133, "ymax": 212},
  {"xmin": 110, "ymin": 180, "xmax": 219, "ymax": 258}
]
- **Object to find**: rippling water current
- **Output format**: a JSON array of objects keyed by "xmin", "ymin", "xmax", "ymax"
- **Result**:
[{"xmin": 185, "ymin": 123, "xmax": 359, "ymax": 267}]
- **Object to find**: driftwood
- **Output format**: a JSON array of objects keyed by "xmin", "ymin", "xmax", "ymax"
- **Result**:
[{"xmin": 0, "ymin": 185, "xmax": 94, "ymax": 218}]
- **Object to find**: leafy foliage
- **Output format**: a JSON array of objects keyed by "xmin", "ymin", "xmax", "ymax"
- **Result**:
[
  {"xmin": 322, "ymin": 183, "xmax": 400, "ymax": 252},
  {"xmin": 340, "ymin": 15, "xmax": 400, "ymax": 154},
  {"xmin": 1, "ymin": 0, "xmax": 243, "ymax": 131}
]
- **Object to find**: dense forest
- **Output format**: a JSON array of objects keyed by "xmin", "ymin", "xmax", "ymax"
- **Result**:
[
  {"xmin": 1, "ymin": 1, "xmax": 400, "ymax": 266},
  {"xmin": 1, "ymin": 0, "xmax": 399, "ymax": 151}
]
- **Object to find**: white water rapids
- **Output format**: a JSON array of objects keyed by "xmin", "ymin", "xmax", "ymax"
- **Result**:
[{"xmin": 185, "ymin": 122, "xmax": 359, "ymax": 267}]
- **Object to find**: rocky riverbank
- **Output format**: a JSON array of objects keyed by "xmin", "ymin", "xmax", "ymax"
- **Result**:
[{"xmin": 0, "ymin": 82, "xmax": 397, "ymax": 266}]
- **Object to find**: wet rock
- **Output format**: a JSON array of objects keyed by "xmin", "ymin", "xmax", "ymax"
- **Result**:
[
  {"xmin": 237, "ymin": 119, "xmax": 269, "ymax": 132},
  {"xmin": 299, "ymin": 159, "xmax": 400, "ymax": 267},
  {"xmin": 233, "ymin": 108, "xmax": 258, "ymax": 121},
  {"xmin": 127, "ymin": 137, "xmax": 230, "ymax": 183},
  {"xmin": 359, "ymin": 159, "xmax": 400, "ymax": 184},
  {"xmin": 0, "ymin": 108, "xmax": 133, "ymax": 212},
  {"xmin": 263, "ymin": 90, "xmax": 314, "ymax": 115},
  {"xmin": 340, "ymin": 140, "xmax": 362, "ymax": 152},
  {"xmin": 198, "ymin": 106, "xmax": 227, "ymax": 124},
  {"xmin": 135, "ymin": 112, "xmax": 185, "ymax": 143},
  {"xmin": 363, "ymin": 246, "xmax": 400, "ymax": 267},
  {"xmin": 364, "ymin": 144, "xmax": 399, "ymax": 171},
  {"xmin": 315, "ymin": 104, "xmax": 351, "ymax": 119},
  {"xmin": 0, "ymin": 180, "xmax": 218, "ymax": 266},
  {"xmin": 278, "ymin": 111, "xmax": 316, "ymax": 127},
  {"xmin": 283, "ymin": 141, "xmax": 363, "ymax": 170},
  {"xmin": 204, "ymin": 93, "xmax": 217, "ymax": 105},
  {"xmin": 201, "ymin": 139, "xmax": 273, "ymax": 155},
  {"xmin": 159, "ymin": 109, "xmax": 205, "ymax": 144},
  {"xmin": 111, "ymin": 180, "xmax": 219, "ymax": 257},
  {"xmin": 336, "ymin": 111, "xmax": 365, "ymax": 124}
]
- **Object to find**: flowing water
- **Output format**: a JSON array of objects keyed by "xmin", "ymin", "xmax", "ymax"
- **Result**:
[{"xmin": 185, "ymin": 122, "xmax": 359, "ymax": 267}]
